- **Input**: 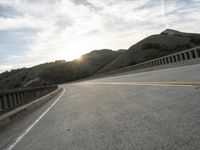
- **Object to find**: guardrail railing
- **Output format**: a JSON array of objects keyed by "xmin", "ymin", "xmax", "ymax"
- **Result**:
[
  {"xmin": 93, "ymin": 46, "xmax": 200, "ymax": 78},
  {"xmin": 0, "ymin": 85, "xmax": 58, "ymax": 113}
]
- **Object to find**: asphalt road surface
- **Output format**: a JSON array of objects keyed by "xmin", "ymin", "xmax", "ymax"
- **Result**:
[{"xmin": 1, "ymin": 64, "xmax": 200, "ymax": 150}]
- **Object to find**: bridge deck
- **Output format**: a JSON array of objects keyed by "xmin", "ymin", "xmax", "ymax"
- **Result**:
[{"xmin": 1, "ymin": 64, "xmax": 200, "ymax": 150}]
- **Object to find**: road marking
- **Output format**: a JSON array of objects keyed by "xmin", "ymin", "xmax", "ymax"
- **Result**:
[
  {"xmin": 6, "ymin": 88, "xmax": 66, "ymax": 150},
  {"xmin": 79, "ymin": 82, "xmax": 200, "ymax": 87}
]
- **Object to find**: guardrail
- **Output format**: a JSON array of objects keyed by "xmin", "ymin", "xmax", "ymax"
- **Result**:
[
  {"xmin": 0, "ymin": 85, "xmax": 58, "ymax": 113},
  {"xmin": 93, "ymin": 46, "xmax": 200, "ymax": 78}
]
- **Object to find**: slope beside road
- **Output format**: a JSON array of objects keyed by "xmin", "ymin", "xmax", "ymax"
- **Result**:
[{"xmin": 1, "ymin": 64, "xmax": 200, "ymax": 150}]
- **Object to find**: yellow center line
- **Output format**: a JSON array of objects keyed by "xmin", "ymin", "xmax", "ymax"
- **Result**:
[{"xmin": 80, "ymin": 82, "xmax": 200, "ymax": 87}]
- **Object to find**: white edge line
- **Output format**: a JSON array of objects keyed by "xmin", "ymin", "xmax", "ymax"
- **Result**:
[{"xmin": 6, "ymin": 88, "xmax": 66, "ymax": 150}]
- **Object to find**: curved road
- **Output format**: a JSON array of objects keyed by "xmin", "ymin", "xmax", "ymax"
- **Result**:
[{"xmin": 1, "ymin": 64, "xmax": 200, "ymax": 150}]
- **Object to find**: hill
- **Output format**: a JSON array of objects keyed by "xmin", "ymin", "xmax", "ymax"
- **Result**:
[
  {"xmin": 0, "ymin": 49, "xmax": 125, "ymax": 90},
  {"xmin": 97, "ymin": 29, "xmax": 200, "ymax": 73},
  {"xmin": 1, "ymin": 29, "xmax": 200, "ymax": 91}
]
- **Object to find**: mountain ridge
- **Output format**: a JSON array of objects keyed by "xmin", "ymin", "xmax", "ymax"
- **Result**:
[{"xmin": 1, "ymin": 29, "xmax": 200, "ymax": 90}]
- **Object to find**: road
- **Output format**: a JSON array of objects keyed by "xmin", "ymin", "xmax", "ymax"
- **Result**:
[{"xmin": 1, "ymin": 64, "xmax": 200, "ymax": 150}]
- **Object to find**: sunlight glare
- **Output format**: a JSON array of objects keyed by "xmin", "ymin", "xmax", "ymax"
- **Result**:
[{"xmin": 63, "ymin": 51, "xmax": 83, "ymax": 61}]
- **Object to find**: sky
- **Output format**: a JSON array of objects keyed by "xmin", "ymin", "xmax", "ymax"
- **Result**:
[{"xmin": 0, "ymin": 0, "xmax": 200, "ymax": 72}]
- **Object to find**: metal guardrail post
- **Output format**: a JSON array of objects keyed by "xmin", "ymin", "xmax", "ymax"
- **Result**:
[
  {"xmin": 3, "ymin": 95, "xmax": 8, "ymax": 110},
  {"xmin": 27, "ymin": 91, "xmax": 30, "ymax": 101},
  {"xmin": 20, "ymin": 92, "xmax": 24, "ymax": 104},
  {"xmin": 12, "ymin": 94, "xmax": 17, "ymax": 106},
  {"xmin": 169, "ymin": 56, "xmax": 173, "ymax": 63},
  {"xmin": 22, "ymin": 92, "xmax": 26, "ymax": 103},
  {"xmin": 179, "ymin": 53, "xmax": 184, "ymax": 61},
  {"xmin": 0, "ymin": 96, "xmax": 3, "ymax": 112},
  {"xmin": 176, "ymin": 55, "xmax": 179, "ymax": 62},
  {"xmin": 194, "ymin": 49, "xmax": 199, "ymax": 58},
  {"xmin": 8, "ymin": 94, "xmax": 14, "ymax": 108},
  {"xmin": 184, "ymin": 52, "xmax": 188, "ymax": 60},
  {"xmin": 172, "ymin": 56, "xmax": 176, "ymax": 63},
  {"xmin": 17, "ymin": 93, "xmax": 21, "ymax": 105}
]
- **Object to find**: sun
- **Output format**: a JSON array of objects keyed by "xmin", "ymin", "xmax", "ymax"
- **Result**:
[
  {"xmin": 64, "ymin": 52, "xmax": 83, "ymax": 61},
  {"xmin": 59, "ymin": 40, "xmax": 94, "ymax": 61},
  {"xmin": 76, "ymin": 55, "xmax": 82, "ymax": 61}
]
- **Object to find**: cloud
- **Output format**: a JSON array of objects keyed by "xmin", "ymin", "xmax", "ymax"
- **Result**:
[
  {"xmin": 0, "ymin": 0, "xmax": 200, "ymax": 72},
  {"xmin": 0, "ymin": 4, "xmax": 22, "ymax": 18},
  {"xmin": 0, "ymin": 64, "xmax": 14, "ymax": 73},
  {"xmin": 0, "ymin": 47, "xmax": 4, "ymax": 52}
]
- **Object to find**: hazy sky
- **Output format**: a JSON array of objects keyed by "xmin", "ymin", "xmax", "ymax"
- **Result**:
[{"xmin": 0, "ymin": 0, "xmax": 200, "ymax": 72}]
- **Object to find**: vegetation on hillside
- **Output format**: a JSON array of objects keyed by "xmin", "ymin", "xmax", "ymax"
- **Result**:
[
  {"xmin": 0, "ymin": 50, "xmax": 125, "ymax": 90},
  {"xmin": 97, "ymin": 29, "xmax": 200, "ymax": 73}
]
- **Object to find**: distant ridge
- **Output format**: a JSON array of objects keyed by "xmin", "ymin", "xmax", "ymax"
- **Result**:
[{"xmin": 161, "ymin": 29, "xmax": 181, "ymax": 35}]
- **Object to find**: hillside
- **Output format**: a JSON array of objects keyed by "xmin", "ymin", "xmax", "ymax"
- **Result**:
[
  {"xmin": 1, "ymin": 29, "xmax": 200, "ymax": 91},
  {"xmin": 0, "ymin": 49, "xmax": 125, "ymax": 90},
  {"xmin": 98, "ymin": 29, "xmax": 200, "ymax": 73}
]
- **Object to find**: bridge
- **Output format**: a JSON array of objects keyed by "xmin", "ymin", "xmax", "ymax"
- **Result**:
[{"xmin": 0, "ymin": 47, "xmax": 200, "ymax": 150}]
